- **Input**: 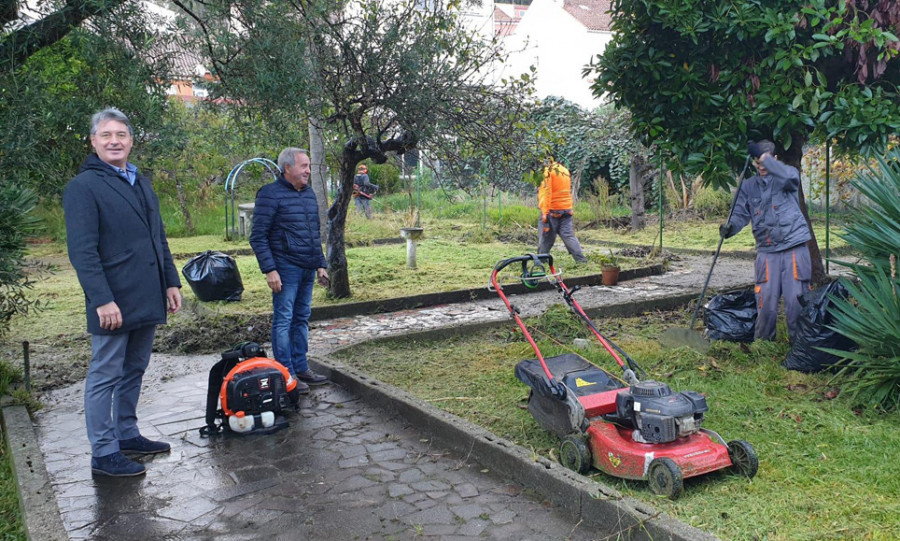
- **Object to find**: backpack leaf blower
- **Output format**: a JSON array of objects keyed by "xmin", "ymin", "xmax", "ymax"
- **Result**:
[{"xmin": 200, "ymin": 342, "xmax": 300, "ymax": 436}]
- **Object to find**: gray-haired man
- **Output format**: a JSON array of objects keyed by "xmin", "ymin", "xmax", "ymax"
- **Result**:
[
  {"xmin": 64, "ymin": 108, "xmax": 182, "ymax": 476},
  {"xmin": 720, "ymin": 140, "xmax": 812, "ymax": 341}
]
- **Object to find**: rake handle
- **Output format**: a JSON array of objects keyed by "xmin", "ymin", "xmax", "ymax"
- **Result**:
[{"xmin": 689, "ymin": 155, "xmax": 752, "ymax": 330}]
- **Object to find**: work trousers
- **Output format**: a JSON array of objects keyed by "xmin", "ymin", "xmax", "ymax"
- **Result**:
[
  {"xmin": 754, "ymin": 244, "xmax": 812, "ymax": 341},
  {"xmin": 538, "ymin": 210, "xmax": 587, "ymax": 263}
]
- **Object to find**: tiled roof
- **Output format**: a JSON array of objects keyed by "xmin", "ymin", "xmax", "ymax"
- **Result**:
[
  {"xmin": 494, "ymin": 6, "xmax": 514, "ymax": 22},
  {"xmin": 562, "ymin": 0, "xmax": 613, "ymax": 31}
]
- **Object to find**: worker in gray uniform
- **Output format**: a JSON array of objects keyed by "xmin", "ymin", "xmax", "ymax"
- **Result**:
[{"xmin": 720, "ymin": 140, "xmax": 812, "ymax": 342}]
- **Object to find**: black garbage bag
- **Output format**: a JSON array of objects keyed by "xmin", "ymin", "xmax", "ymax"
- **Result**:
[
  {"xmin": 181, "ymin": 251, "xmax": 244, "ymax": 302},
  {"xmin": 705, "ymin": 288, "xmax": 757, "ymax": 342},
  {"xmin": 783, "ymin": 280, "xmax": 857, "ymax": 373}
]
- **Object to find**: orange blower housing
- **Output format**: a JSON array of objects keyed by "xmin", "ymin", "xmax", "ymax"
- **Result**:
[{"xmin": 201, "ymin": 342, "xmax": 299, "ymax": 436}]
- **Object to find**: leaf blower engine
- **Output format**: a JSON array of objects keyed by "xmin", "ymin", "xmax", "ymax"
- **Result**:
[
  {"xmin": 200, "ymin": 342, "xmax": 301, "ymax": 436},
  {"xmin": 609, "ymin": 380, "xmax": 709, "ymax": 444}
]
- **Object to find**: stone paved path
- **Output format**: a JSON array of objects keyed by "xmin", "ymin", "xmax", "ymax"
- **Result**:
[
  {"xmin": 40, "ymin": 378, "xmax": 606, "ymax": 540},
  {"xmin": 35, "ymin": 253, "xmax": 833, "ymax": 540}
]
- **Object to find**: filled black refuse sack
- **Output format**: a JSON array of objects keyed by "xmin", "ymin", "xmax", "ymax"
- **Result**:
[
  {"xmin": 783, "ymin": 280, "xmax": 857, "ymax": 373},
  {"xmin": 182, "ymin": 251, "xmax": 244, "ymax": 302},
  {"xmin": 705, "ymin": 288, "xmax": 757, "ymax": 342}
]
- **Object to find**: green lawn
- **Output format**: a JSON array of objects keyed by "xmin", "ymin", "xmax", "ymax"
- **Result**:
[{"xmin": 333, "ymin": 309, "xmax": 900, "ymax": 541}]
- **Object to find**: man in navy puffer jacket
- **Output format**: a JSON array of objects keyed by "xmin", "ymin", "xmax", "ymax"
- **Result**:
[{"xmin": 250, "ymin": 148, "xmax": 330, "ymax": 391}]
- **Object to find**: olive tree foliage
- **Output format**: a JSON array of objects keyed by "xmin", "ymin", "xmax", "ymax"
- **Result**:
[
  {"xmin": 185, "ymin": 0, "xmax": 536, "ymax": 298},
  {"xmin": 589, "ymin": 0, "xmax": 900, "ymax": 282},
  {"xmin": 1, "ymin": 3, "xmax": 172, "ymax": 197}
]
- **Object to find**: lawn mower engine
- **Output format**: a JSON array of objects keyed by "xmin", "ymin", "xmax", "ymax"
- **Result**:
[{"xmin": 611, "ymin": 381, "xmax": 709, "ymax": 444}]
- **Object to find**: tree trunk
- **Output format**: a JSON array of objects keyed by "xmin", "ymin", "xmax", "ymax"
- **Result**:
[
  {"xmin": 325, "ymin": 155, "xmax": 358, "ymax": 298},
  {"xmin": 780, "ymin": 132, "xmax": 827, "ymax": 285},
  {"xmin": 308, "ymin": 116, "xmax": 329, "ymax": 243},
  {"xmin": 629, "ymin": 154, "xmax": 646, "ymax": 231}
]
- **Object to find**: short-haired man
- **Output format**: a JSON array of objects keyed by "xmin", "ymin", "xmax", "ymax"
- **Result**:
[
  {"xmin": 64, "ymin": 108, "xmax": 182, "ymax": 477},
  {"xmin": 721, "ymin": 140, "xmax": 812, "ymax": 341},
  {"xmin": 250, "ymin": 148, "xmax": 330, "ymax": 390}
]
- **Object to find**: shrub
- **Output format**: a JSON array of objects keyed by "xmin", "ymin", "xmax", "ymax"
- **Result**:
[
  {"xmin": 366, "ymin": 162, "xmax": 402, "ymax": 194},
  {"xmin": 693, "ymin": 184, "xmax": 733, "ymax": 219},
  {"xmin": 0, "ymin": 184, "xmax": 45, "ymax": 337},
  {"xmin": 829, "ymin": 149, "xmax": 900, "ymax": 409}
]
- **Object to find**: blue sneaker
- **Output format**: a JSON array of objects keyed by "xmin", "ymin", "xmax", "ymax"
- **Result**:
[
  {"xmin": 91, "ymin": 452, "xmax": 146, "ymax": 477},
  {"xmin": 119, "ymin": 435, "xmax": 170, "ymax": 456}
]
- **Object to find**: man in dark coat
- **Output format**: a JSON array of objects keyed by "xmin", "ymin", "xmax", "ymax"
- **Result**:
[
  {"xmin": 250, "ymin": 147, "xmax": 330, "ymax": 392},
  {"xmin": 63, "ymin": 108, "xmax": 182, "ymax": 477}
]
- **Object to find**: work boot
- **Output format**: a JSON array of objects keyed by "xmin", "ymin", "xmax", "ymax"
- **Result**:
[
  {"xmin": 294, "ymin": 379, "xmax": 310, "ymax": 394},
  {"xmin": 297, "ymin": 369, "xmax": 329, "ymax": 386},
  {"xmin": 91, "ymin": 452, "xmax": 146, "ymax": 477},
  {"xmin": 119, "ymin": 435, "xmax": 170, "ymax": 456}
]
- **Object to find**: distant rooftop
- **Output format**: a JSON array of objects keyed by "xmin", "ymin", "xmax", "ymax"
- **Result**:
[{"xmin": 562, "ymin": 0, "xmax": 613, "ymax": 32}]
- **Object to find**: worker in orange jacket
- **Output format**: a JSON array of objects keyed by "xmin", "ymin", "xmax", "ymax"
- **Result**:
[{"xmin": 537, "ymin": 157, "xmax": 587, "ymax": 263}]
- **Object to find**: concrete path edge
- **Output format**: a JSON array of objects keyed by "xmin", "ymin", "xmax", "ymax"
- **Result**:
[{"xmin": 1, "ymin": 405, "xmax": 67, "ymax": 541}]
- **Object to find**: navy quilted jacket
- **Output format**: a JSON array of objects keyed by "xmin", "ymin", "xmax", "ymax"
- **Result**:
[{"xmin": 250, "ymin": 176, "xmax": 327, "ymax": 273}]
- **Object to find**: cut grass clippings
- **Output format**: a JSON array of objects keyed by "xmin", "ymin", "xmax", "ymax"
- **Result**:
[
  {"xmin": 11, "ymin": 236, "xmax": 648, "ymax": 347},
  {"xmin": 332, "ymin": 308, "xmax": 900, "ymax": 541}
]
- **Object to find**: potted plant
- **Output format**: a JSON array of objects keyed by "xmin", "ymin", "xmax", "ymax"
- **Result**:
[{"xmin": 600, "ymin": 249, "xmax": 620, "ymax": 286}]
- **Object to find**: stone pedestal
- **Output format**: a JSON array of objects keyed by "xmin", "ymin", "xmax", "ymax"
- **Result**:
[{"xmin": 399, "ymin": 227, "xmax": 424, "ymax": 269}]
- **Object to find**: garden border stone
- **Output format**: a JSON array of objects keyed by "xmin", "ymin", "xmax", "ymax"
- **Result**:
[{"xmin": 1, "ymin": 404, "xmax": 67, "ymax": 541}]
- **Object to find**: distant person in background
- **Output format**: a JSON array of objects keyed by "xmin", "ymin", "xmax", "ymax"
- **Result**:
[
  {"xmin": 353, "ymin": 164, "xmax": 378, "ymax": 219},
  {"xmin": 64, "ymin": 107, "xmax": 182, "ymax": 477},
  {"xmin": 250, "ymin": 147, "xmax": 330, "ymax": 390},
  {"xmin": 720, "ymin": 140, "xmax": 812, "ymax": 341},
  {"xmin": 537, "ymin": 156, "xmax": 587, "ymax": 263}
]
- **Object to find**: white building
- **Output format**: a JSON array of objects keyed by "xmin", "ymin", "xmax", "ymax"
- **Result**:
[{"xmin": 501, "ymin": 0, "xmax": 613, "ymax": 110}]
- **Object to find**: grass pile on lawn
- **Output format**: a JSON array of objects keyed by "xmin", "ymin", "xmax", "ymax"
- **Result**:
[{"xmin": 332, "ymin": 305, "xmax": 900, "ymax": 541}]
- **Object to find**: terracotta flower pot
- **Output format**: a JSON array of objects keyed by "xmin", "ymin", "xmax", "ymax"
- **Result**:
[{"xmin": 601, "ymin": 266, "xmax": 620, "ymax": 286}]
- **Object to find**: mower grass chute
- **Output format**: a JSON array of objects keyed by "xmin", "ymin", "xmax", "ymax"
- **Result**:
[{"xmin": 490, "ymin": 254, "xmax": 758, "ymax": 499}]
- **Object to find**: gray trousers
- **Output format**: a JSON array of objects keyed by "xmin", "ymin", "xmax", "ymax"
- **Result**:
[
  {"xmin": 85, "ymin": 326, "xmax": 155, "ymax": 457},
  {"xmin": 754, "ymin": 244, "xmax": 811, "ymax": 341},
  {"xmin": 355, "ymin": 196, "xmax": 372, "ymax": 219},
  {"xmin": 538, "ymin": 211, "xmax": 587, "ymax": 263}
]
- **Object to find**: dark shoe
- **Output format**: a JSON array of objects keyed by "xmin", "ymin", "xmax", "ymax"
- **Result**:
[
  {"xmin": 293, "ymin": 378, "xmax": 310, "ymax": 394},
  {"xmin": 297, "ymin": 369, "xmax": 329, "ymax": 386},
  {"xmin": 91, "ymin": 452, "xmax": 146, "ymax": 477},
  {"xmin": 119, "ymin": 435, "xmax": 170, "ymax": 456}
]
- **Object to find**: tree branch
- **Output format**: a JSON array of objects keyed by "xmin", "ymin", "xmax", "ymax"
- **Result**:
[{"xmin": 0, "ymin": 0, "xmax": 126, "ymax": 71}]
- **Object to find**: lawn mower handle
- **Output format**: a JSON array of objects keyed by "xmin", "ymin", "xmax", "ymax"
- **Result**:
[{"xmin": 492, "ymin": 253, "xmax": 554, "ymax": 275}]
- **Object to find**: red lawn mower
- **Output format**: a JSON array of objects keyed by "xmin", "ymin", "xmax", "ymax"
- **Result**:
[{"xmin": 489, "ymin": 254, "xmax": 758, "ymax": 498}]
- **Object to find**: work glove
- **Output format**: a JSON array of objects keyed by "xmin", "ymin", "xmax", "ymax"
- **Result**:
[
  {"xmin": 720, "ymin": 222, "xmax": 736, "ymax": 239},
  {"xmin": 747, "ymin": 141, "xmax": 763, "ymax": 159}
]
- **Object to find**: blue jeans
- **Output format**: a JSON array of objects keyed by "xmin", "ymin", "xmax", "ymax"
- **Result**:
[{"xmin": 271, "ymin": 263, "xmax": 316, "ymax": 376}]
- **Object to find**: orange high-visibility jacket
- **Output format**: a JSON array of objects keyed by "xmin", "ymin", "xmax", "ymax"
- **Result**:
[{"xmin": 537, "ymin": 160, "xmax": 573, "ymax": 216}]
